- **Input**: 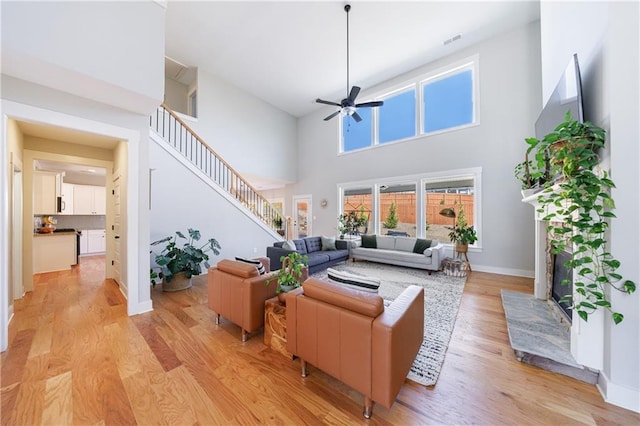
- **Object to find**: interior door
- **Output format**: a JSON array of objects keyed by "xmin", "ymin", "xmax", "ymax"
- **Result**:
[
  {"xmin": 112, "ymin": 175, "xmax": 121, "ymax": 286},
  {"xmin": 292, "ymin": 195, "xmax": 312, "ymax": 239}
]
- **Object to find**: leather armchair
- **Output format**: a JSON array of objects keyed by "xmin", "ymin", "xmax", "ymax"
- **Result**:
[
  {"xmin": 286, "ymin": 278, "xmax": 424, "ymax": 418},
  {"xmin": 208, "ymin": 257, "xmax": 277, "ymax": 342}
]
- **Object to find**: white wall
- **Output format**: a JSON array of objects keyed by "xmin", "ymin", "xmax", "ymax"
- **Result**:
[
  {"xmin": 1, "ymin": 1, "xmax": 165, "ymax": 115},
  {"xmin": 540, "ymin": 0, "xmax": 639, "ymax": 412},
  {"xmin": 186, "ymin": 69, "xmax": 298, "ymax": 185},
  {"xmin": 294, "ymin": 22, "xmax": 542, "ymax": 277},
  {"xmin": 164, "ymin": 78, "xmax": 189, "ymax": 115},
  {"xmin": 150, "ymin": 138, "xmax": 280, "ymax": 268}
]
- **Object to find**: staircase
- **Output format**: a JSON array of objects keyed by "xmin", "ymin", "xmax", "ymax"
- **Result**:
[{"xmin": 149, "ymin": 104, "xmax": 283, "ymax": 235}]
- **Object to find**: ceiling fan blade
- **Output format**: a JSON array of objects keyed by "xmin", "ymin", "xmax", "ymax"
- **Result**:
[
  {"xmin": 316, "ymin": 98, "xmax": 341, "ymax": 107},
  {"xmin": 356, "ymin": 100, "xmax": 384, "ymax": 108},
  {"xmin": 324, "ymin": 110, "xmax": 341, "ymax": 121},
  {"xmin": 347, "ymin": 86, "xmax": 361, "ymax": 104},
  {"xmin": 352, "ymin": 111, "xmax": 362, "ymax": 122}
]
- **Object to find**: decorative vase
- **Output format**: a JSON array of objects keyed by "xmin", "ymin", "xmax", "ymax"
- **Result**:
[
  {"xmin": 162, "ymin": 271, "xmax": 192, "ymax": 292},
  {"xmin": 455, "ymin": 243, "xmax": 469, "ymax": 254},
  {"xmin": 277, "ymin": 285, "xmax": 296, "ymax": 303}
]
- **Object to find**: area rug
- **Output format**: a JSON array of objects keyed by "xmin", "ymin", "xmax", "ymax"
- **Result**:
[{"xmin": 312, "ymin": 262, "xmax": 466, "ymax": 386}]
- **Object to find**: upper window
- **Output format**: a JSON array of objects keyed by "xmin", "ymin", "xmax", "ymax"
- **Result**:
[
  {"xmin": 379, "ymin": 88, "xmax": 416, "ymax": 144},
  {"xmin": 342, "ymin": 108, "xmax": 372, "ymax": 152},
  {"xmin": 340, "ymin": 57, "xmax": 477, "ymax": 153},
  {"xmin": 422, "ymin": 68, "xmax": 473, "ymax": 133}
]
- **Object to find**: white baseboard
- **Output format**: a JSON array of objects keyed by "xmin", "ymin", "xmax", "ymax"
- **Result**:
[
  {"xmin": 129, "ymin": 300, "xmax": 153, "ymax": 316},
  {"xmin": 470, "ymin": 263, "xmax": 534, "ymax": 278},
  {"xmin": 598, "ymin": 370, "xmax": 640, "ymax": 413}
]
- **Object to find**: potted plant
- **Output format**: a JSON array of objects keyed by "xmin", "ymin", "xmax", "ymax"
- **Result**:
[
  {"xmin": 338, "ymin": 207, "xmax": 368, "ymax": 237},
  {"xmin": 151, "ymin": 228, "xmax": 221, "ymax": 292},
  {"xmin": 528, "ymin": 112, "xmax": 636, "ymax": 324},
  {"xmin": 446, "ymin": 204, "xmax": 477, "ymax": 254},
  {"xmin": 272, "ymin": 215, "xmax": 285, "ymax": 236},
  {"xmin": 268, "ymin": 251, "xmax": 308, "ymax": 302}
]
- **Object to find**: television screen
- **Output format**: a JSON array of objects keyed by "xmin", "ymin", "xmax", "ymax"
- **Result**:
[{"xmin": 535, "ymin": 53, "xmax": 584, "ymax": 139}]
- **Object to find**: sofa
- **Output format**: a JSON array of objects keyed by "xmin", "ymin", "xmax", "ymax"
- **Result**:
[
  {"xmin": 267, "ymin": 236, "xmax": 349, "ymax": 275},
  {"xmin": 207, "ymin": 257, "xmax": 278, "ymax": 342},
  {"xmin": 285, "ymin": 278, "xmax": 424, "ymax": 419},
  {"xmin": 350, "ymin": 235, "xmax": 444, "ymax": 274}
]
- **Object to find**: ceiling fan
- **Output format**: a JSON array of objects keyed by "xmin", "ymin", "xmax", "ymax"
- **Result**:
[{"xmin": 316, "ymin": 4, "xmax": 383, "ymax": 123}]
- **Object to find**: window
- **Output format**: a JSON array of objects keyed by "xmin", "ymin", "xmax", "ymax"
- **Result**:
[
  {"xmin": 338, "ymin": 168, "xmax": 481, "ymax": 246},
  {"xmin": 379, "ymin": 88, "xmax": 416, "ymax": 144},
  {"xmin": 380, "ymin": 183, "xmax": 416, "ymax": 237},
  {"xmin": 340, "ymin": 57, "xmax": 477, "ymax": 153},
  {"xmin": 424, "ymin": 178, "xmax": 475, "ymax": 244},
  {"xmin": 342, "ymin": 108, "xmax": 372, "ymax": 152},
  {"xmin": 342, "ymin": 187, "xmax": 373, "ymax": 235},
  {"xmin": 422, "ymin": 68, "xmax": 473, "ymax": 134}
]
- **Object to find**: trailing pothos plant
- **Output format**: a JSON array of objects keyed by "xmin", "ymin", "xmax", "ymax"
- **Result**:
[{"xmin": 530, "ymin": 111, "xmax": 636, "ymax": 324}]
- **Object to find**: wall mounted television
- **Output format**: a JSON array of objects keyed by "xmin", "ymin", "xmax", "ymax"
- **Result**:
[{"xmin": 535, "ymin": 53, "xmax": 584, "ymax": 139}]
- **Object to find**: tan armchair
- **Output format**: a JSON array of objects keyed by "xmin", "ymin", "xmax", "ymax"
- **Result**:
[
  {"xmin": 286, "ymin": 278, "xmax": 424, "ymax": 418},
  {"xmin": 208, "ymin": 257, "xmax": 278, "ymax": 342}
]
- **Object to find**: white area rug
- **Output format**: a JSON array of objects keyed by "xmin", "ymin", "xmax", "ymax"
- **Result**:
[{"xmin": 312, "ymin": 261, "xmax": 466, "ymax": 386}]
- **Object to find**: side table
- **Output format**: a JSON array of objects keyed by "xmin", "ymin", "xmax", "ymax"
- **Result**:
[
  {"xmin": 442, "ymin": 257, "xmax": 470, "ymax": 278},
  {"xmin": 264, "ymin": 296, "xmax": 294, "ymax": 359}
]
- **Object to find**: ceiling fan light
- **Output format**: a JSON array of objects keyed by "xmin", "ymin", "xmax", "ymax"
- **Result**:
[{"xmin": 343, "ymin": 106, "xmax": 356, "ymax": 116}]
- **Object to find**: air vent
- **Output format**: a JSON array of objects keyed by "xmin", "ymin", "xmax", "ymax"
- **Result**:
[{"xmin": 443, "ymin": 33, "xmax": 463, "ymax": 46}]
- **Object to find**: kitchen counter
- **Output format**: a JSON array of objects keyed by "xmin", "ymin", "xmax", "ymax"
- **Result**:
[
  {"xmin": 34, "ymin": 231, "xmax": 77, "ymax": 236},
  {"xmin": 33, "ymin": 232, "xmax": 77, "ymax": 273}
]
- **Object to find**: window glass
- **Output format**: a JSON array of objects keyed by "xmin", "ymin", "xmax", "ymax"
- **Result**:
[
  {"xmin": 425, "ymin": 178, "xmax": 475, "ymax": 243},
  {"xmin": 423, "ymin": 69, "xmax": 473, "ymax": 133},
  {"xmin": 341, "ymin": 187, "xmax": 373, "ymax": 235},
  {"xmin": 379, "ymin": 89, "xmax": 416, "ymax": 143},
  {"xmin": 379, "ymin": 183, "xmax": 416, "ymax": 237},
  {"xmin": 342, "ymin": 109, "xmax": 372, "ymax": 152}
]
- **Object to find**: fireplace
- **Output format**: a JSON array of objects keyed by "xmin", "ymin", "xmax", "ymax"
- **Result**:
[{"xmin": 551, "ymin": 250, "xmax": 573, "ymax": 320}]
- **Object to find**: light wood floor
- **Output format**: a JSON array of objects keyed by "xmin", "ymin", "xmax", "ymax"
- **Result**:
[{"xmin": 2, "ymin": 256, "xmax": 639, "ymax": 425}]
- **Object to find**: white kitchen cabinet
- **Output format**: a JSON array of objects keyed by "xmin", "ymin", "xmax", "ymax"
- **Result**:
[
  {"xmin": 87, "ymin": 229, "xmax": 106, "ymax": 254},
  {"xmin": 74, "ymin": 185, "xmax": 106, "ymax": 215},
  {"xmin": 60, "ymin": 183, "xmax": 74, "ymax": 215},
  {"xmin": 79, "ymin": 230, "xmax": 89, "ymax": 255},
  {"xmin": 33, "ymin": 171, "xmax": 62, "ymax": 215}
]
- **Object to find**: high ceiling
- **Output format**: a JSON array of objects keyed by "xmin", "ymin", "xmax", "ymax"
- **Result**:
[{"xmin": 165, "ymin": 1, "xmax": 540, "ymax": 117}]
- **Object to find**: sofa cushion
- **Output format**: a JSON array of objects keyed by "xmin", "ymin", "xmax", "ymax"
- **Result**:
[
  {"xmin": 327, "ymin": 268, "xmax": 381, "ymax": 293},
  {"xmin": 376, "ymin": 235, "xmax": 396, "ymax": 250},
  {"xmin": 292, "ymin": 239, "xmax": 308, "ymax": 253},
  {"xmin": 413, "ymin": 238, "xmax": 433, "ymax": 254},
  {"xmin": 395, "ymin": 237, "xmax": 417, "ymax": 252},
  {"xmin": 321, "ymin": 236, "xmax": 337, "ymax": 251},
  {"xmin": 361, "ymin": 234, "xmax": 377, "ymax": 248},
  {"xmin": 304, "ymin": 237, "xmax": 323, "ymax": 253},
  {"xmin": 306, "ymin": 252, "xmax": 331, "ymax": 267},
  {"xmin": 325, "ymin": 249, "xmax": 349, "ymax": 261},
  {"xmin": 235, "ymin": 256, "xmax": 266, "ymax": 275}
]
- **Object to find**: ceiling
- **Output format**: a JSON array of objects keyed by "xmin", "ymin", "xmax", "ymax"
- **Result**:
[{"xmin": 165, "ymin": 1, "xmax": 540, "ymax": 118}]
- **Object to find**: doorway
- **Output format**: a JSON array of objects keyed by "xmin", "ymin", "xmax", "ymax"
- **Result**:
[
  {"xmin": 292, "ymin": 195, "xmax": 312, "ymax": 239},
  {"xmin": 11, "ymin": 156, "xmax": 23, "ymax": 305}
]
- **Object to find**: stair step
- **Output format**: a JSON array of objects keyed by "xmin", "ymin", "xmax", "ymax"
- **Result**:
[{"xmin": 501, "ymin": 290, "xmax": 599, "ymax": 384}]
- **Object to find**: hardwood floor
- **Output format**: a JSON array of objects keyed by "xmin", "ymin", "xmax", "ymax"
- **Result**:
[{"xmin": 2, "ymin": 256, "xmax": 639, "ymax": 425}]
